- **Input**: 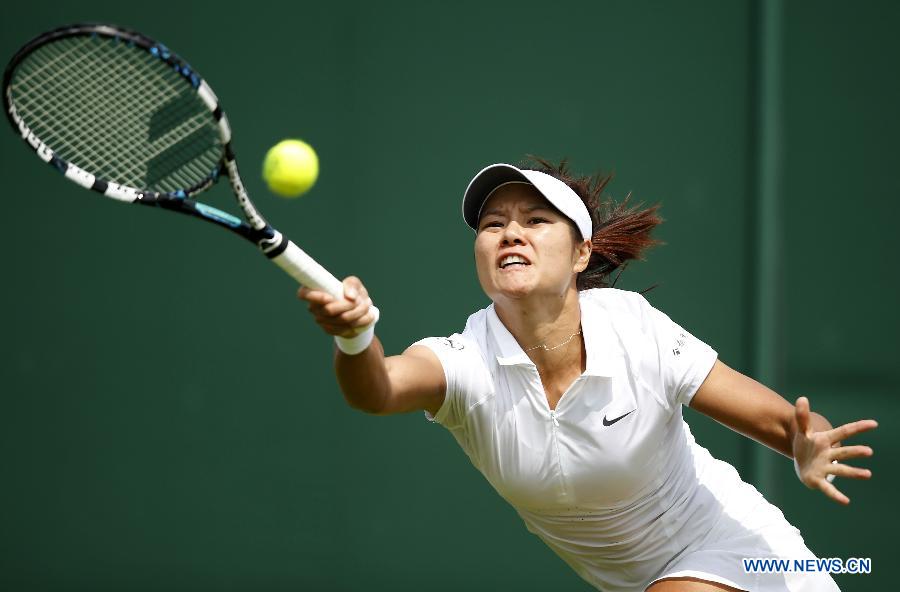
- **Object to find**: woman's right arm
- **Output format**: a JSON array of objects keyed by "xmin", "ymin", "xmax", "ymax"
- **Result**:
[{"xmin": 297, "ymin": 276, "xmax": 446, "ymax": 417}]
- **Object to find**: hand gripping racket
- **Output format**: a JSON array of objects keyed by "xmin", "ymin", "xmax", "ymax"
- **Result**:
[{"xmin": 3, "ymin": 23, "xmax": 377, "ymax": 323}]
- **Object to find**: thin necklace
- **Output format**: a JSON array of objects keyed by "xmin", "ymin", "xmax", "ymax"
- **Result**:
[{"xmin": 525, "ymin": 330, "xmax": 582, "ymax": 352}]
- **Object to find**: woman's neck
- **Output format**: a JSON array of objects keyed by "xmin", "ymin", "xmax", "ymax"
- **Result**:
[{"xmin": 494, "ymin": 287, "xmax": 583, "ymax": 364}]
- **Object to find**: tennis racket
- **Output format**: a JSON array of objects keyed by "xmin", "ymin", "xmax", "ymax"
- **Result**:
[{"xmin": 3, "ymin": 23, "xmax": 377, "ymax": 322}]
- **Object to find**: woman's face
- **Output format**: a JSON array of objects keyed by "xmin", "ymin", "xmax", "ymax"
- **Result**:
[{"xmin": 474, "ymin": 184, "xmax": 590, "ymax": 304}]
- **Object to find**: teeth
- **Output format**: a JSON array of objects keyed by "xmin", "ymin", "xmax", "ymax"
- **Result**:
[{"xmin": 500, "ymin": 255, "xmax": 528, "ymax": 268}]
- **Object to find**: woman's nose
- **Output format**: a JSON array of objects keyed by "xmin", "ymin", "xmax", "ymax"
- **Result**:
[{"xmin": 501, "ymin": 221, "xmax": 525, "ymax": 244}]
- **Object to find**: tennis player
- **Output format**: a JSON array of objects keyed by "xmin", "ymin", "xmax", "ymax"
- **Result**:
[{"xmin": 297, "ymin": 159, "xmax": 877, "ymax": 592}]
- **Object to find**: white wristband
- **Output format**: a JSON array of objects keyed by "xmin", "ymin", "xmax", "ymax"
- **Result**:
[{"xmin": 335, "ymin": 324, "xmax": 375, "ymax": 355}]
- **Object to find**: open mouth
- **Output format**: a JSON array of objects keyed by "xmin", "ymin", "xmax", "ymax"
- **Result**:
[{"xmin": 499, "ymin": 255, "xmax": 531, "ymax": 269}]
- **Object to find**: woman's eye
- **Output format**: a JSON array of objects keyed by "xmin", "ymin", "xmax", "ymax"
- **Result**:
[
  {"xmin": 482, "ymin": 221, "xmax": 503, "ymax": 229},
  {"xmin": 529, "ymin": 217, "xmax": 548, "ymax": 224}
]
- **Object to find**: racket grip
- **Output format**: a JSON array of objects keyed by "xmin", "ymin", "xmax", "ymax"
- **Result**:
[{"xmin": 270, "ymin": 239, "xmax": 380, "ymax": 324}]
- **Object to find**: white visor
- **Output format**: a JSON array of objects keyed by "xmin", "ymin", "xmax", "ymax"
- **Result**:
[{"xmin": 462, "ymin": 163, "xmax": 593, "ymax": 240}]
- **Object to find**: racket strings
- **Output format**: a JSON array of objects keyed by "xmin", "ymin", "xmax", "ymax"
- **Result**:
[
  {"xmin": 37, "ymin": 42, "xmax": 153, "ymax": 178},
  {"xmin": 26, "ymin": 37, "xmax": 209, "ymax": 187},
  {"xmin": 20, "ymin": 37, "xmax": 205, "ymax": 182},
  {"xmin": 15, "ymin": 39, "xmax": 120, "ymax": 168},
  {"xmin": 14, "ymin": 37, "xmax": 169, "ymax": 181},
  {"xmin": 66, "ymin": 41, "xmax": 180, "ymax": 175},
  {"xmin": 16, "ymin": 38, "xmax": 152, "ymax": 173},
  {"xmin": 11, "ymin": 35, "xmax": 222, "ymax": 192}
]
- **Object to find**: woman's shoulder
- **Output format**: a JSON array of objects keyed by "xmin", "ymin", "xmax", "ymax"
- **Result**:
[
  {"xmin": 580, "ymin": 287, "xmax": 650, "ymax": 317},
  {"xmin": 411, "ymin": 305, "xmax": 490, "ymax": 361}
]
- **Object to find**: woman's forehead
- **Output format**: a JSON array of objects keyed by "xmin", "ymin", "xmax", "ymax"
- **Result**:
[{"xmin": 479, "ymin": 184, "xmax": 555, "ymax": 217}]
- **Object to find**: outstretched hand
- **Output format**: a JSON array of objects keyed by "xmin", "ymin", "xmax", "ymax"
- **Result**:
[
  {"xmin": 792, "ymin": 396, "xmax": 877, "ymax": 505},
  {"xmin": 297, "ymin": 276, "xmax": 376, "ymax": 338}
]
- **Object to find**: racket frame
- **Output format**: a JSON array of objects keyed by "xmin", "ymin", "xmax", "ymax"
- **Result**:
[{"xmin": 3, "ymin": 23, "xmax": 351, "ymax": 300}]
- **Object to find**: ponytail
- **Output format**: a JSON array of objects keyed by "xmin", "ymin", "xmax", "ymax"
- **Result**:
[{"xmin": 523, "ymin": 156, "xmax": 663, "ymax": 290}]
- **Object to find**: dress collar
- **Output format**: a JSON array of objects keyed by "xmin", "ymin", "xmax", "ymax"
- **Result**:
[{"xmin": 486, "ymin": 292, "xmax": 621, "ymax": 377}]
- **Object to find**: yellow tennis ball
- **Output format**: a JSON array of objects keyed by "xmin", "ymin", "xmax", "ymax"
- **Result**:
[{"xmin": 262, "ymin": 139, "xmax": 319, "ymax": 198}]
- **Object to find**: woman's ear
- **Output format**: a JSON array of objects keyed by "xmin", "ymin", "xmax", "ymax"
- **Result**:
[{"xmin": 574, "ymin": 239, "xmax": 592, "ymax": 273}]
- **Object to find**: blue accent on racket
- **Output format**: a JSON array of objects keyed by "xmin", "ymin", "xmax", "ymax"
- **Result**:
[{"xmin": 195, "ymin": 203, "xmax": 242, "ymax": 227}]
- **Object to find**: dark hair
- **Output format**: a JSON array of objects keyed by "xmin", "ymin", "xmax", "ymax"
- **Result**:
[{"xmin": 522, "ymin": 156, "xmax": 663, "ymax": 291}]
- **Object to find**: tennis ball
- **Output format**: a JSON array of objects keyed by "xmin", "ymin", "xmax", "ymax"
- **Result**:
[{"xmin": 262, "ymin": 139, "xmax": 319, "ymax": 198}]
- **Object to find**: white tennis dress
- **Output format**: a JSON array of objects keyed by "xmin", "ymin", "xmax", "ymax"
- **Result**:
[{"xmin": 414, "ymin": 288, "xmax": 839, "ymax": 592}]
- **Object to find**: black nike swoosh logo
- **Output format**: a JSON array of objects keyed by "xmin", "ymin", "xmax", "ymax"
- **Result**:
[{"xmin": 602, "ymin": 410, "xmax": 635, "ymax": 427}]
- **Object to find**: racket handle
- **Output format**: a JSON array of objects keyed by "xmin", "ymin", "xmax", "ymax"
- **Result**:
[{"xmin": 270, "ymin": 238, "xmax": 380, "ymax": 324}]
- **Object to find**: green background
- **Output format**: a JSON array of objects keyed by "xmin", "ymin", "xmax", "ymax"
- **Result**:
[{"xmin": 1, "ymin": 1, "xmax": 896, "ymax": 590}]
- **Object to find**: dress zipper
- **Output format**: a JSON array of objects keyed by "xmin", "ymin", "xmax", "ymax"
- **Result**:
[{"xmin": 548, "ymin": 409, "xmax": 567, "ymax": 499}]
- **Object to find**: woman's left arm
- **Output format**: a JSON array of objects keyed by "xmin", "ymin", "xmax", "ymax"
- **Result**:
[{"xmin": 689, "ymin": 360, "xmax": 878, "ymax": 505}]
